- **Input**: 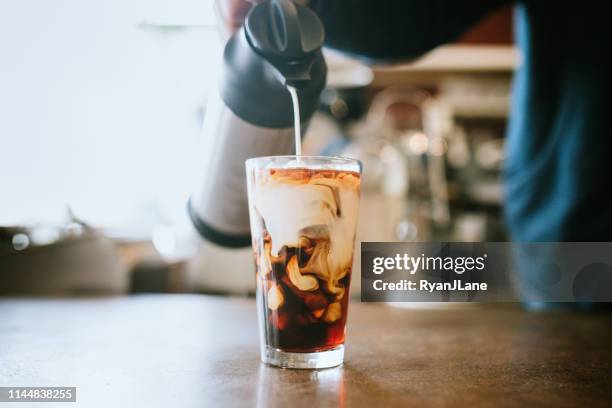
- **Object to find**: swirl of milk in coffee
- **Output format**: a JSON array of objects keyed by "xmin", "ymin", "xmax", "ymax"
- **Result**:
[{"xmin": 253, "ymin": 169, "xmax": 360, "ymax": 300}]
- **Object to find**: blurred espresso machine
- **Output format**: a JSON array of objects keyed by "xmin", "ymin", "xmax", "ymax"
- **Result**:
[{"xmin": 189, "ymin": 0, "xmax": 327, "ymax": 249}]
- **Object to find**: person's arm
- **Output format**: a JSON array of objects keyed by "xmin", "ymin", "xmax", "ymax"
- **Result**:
[{"xmin": 308, "ymin": 0, "xmax": 510, "ymax": 62}]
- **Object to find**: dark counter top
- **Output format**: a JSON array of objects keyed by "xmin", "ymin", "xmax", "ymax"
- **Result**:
[{"xmin": 1, "ymin": 296, "xmax": 611, "ymax": 407}]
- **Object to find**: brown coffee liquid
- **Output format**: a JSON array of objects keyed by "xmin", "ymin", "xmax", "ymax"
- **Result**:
[
  {"xmin": 257, "ymin": 244, "xmax": 351, "ymax": 352},
  {"xmin": 253, "ymin": 168, "xmax": 360, "ymax": 352}
]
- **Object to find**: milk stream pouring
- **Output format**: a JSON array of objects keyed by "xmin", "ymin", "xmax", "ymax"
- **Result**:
[
  {"xmin": 189, "ymin": 0, "xmax": 326, "ymax": 247},
  {"xmin": 287, "ymin": 86, "xmax": 302, "ymax": 156}
]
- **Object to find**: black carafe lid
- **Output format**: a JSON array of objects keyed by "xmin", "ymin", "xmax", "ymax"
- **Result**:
[
  {"xmin": 245, "ymin": 0, "xmax": 324, "ymax": 86},
  {"xmin": 219, "ymin": 0, "xmax": 327, "ymax": 128}
]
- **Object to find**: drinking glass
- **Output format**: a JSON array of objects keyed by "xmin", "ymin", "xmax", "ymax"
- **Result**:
[{"xmin": 246, "ymin": 156, "xmax": 361, "ymax": 368}]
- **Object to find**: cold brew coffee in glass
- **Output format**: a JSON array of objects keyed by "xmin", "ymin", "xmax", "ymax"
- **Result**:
[{"xmin": 246, "ymin": 156, "xmax": 361, "ymax": 369}]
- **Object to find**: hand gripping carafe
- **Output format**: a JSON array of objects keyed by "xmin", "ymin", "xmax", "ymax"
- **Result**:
[{"xmin": 189, "ymin": 0, "xmax": 326, "ymax": 247}]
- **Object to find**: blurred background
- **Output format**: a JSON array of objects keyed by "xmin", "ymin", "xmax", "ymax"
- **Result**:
[{"xmin": 0, "ymin": 0, "xmax": 516, "ymax": 296}]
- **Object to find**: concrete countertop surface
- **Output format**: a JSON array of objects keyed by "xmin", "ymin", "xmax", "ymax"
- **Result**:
[{"xmin": 1, "ymin": 295, "xmax": 611, "ymax": 407}]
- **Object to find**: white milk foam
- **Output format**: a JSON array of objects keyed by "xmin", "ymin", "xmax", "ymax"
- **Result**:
[{"xmin": 253, "ymin": 172, "xmax": 360, "ymax": 297}]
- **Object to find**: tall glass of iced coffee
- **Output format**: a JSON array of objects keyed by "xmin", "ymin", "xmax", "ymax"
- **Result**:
[{"xmin": 246, "ymin": 156, "xmax": 361, "ymax": 369}]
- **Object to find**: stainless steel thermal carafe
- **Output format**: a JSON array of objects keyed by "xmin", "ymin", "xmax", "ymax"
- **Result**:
[{"xmin": 189, "ymin": 0, "xmax": 326, "ymax": 247}]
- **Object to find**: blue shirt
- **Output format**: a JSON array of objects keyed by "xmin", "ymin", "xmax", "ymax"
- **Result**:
[{"xmin": 310, "ymin": 0, "xmax": 611, "ymax": 241}]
